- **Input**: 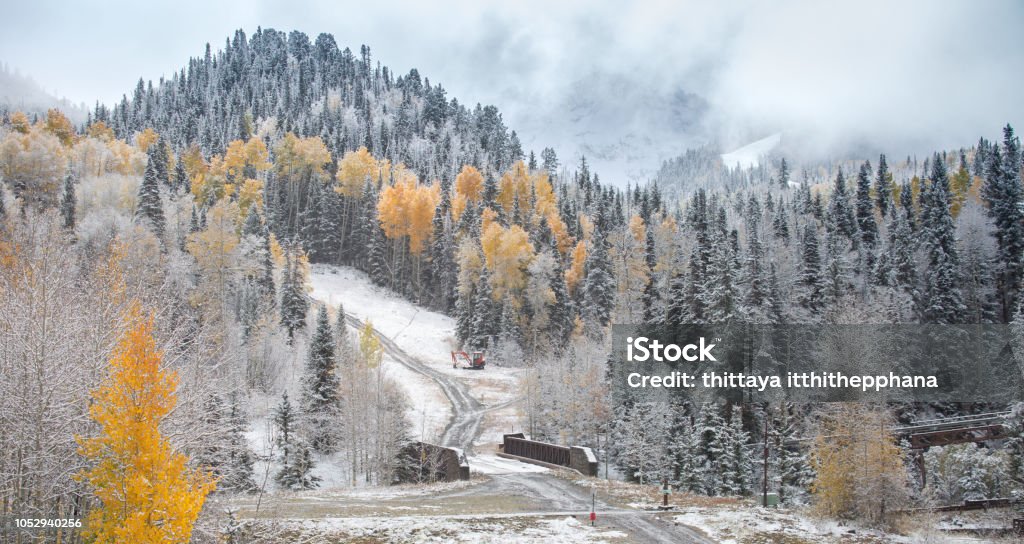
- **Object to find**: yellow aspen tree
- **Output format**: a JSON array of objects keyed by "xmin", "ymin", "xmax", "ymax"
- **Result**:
[
  {"xmin": 377, "ymin": 178, "xmax": 439, "ymax": 255},
  {"xmin": 454, "ymin": 164, "xmax": 484, "ymax": 203},
  {"xmin": 77, "ymin": 306, "xmax": 215, "ymax": 543},
  {"xmin": 565, "ymin": 240, "xmax": 587, "ymax": 293},
  {"xmin": 44, "ymin": 108, "xmax": 75, "ymax": 147},
  {"xmin": 531, "ymin": 171, "xmax": 557, "ymax": 218},
  {"xmin": 359, "ymin": 320, "xmax": 383, "ymax": 368},
  {"xmin": 336, "ymin": 146, "xmax": 386, "ymax": 197},
  {"xmin": 10, "ymin": 111, "xmax": 30, "ymax": 133},
  {"xmin": 497, "ymin": 171, "xmax": 516, "ymax": 213},
  {"xmin": 223, "ymin": 138, "xmax": 271, "ymax": 182},
  {"xmin": 273, "ymin": 133, "xmax": 331, "ymax": 181},
  {"xmin": 135, "ymin": 128, "xmax": 159, "ymax": 153},
  {"xmin": 480, "ymin": 222, "xmax": 534, "ymax": 299},
  {"xmin": 87, "ymin": 121, "xmax": 116, "ymax": 142},
  {"xmin": 451, "ymin": 192, "xmax": 468, "ymax": 223}
]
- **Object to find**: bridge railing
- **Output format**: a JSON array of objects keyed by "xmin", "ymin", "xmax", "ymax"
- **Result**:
[{"xmin": 500, "ymin": 434, "xmax": 598, "ymax": 476}]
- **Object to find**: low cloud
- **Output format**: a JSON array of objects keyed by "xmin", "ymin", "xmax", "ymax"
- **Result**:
[{"xmin": 3, "ymin": 0, "xmax": 1021, "ymax": 176}]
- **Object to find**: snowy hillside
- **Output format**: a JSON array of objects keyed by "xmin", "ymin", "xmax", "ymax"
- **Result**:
[
  {"xmin": 309, "ymin": 265, "xmax": 526, "ymax": 453},
  {"xmin": 720, "ymin": 132, "xmax": 782, "ymax": 169}
]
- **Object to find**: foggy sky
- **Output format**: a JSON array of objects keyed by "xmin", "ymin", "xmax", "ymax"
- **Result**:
[{"xmin": 2, "ymin": 0, "xmax": 1022, "ymax": 177}]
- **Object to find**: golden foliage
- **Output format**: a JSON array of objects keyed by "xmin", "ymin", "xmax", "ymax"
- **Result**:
[
  {"xmin": 105, "ymin": 138, "xmax": 146, "ymax": 176},
  {"xmin": 548, "ymin": 214, "xmax": 573, "ymax": 255},
  {"xmin": 238, "ymin": 179, "xmax": 265, "ymax": 217},
  {"xmin": 273, "ymin": 133, "xmax": 331, "ymax": 181},
  {"xmin": 186, "ymin": 198, "xmax": 241, "ymax": 283},
  {"xmin": 87, "ymin": 121, "xmax": 115, "ymax": 142},
  {"xmin": 532, "ymin": 171, "xmax": 557, "ymax": 218},
  {"xmin": 44, "ymin": 109, "xmax": 75, "ymax": 147},
  {"xmin": 810, "ymin": 404, "xmax": 907, "ymax": 526},
  {"xmin": 454, "ymin": 165, "xmax": 484, "ymax": 203},
  {"xmin": 77, "ymin": 306, "xmax": 215, "ymax": 543},
  {"xmin": 565, "ymin": 240, "xmax": 587, "ymax": 294},
  {"xmin": 223, "ymin": 138, "xmax": 271, "ymax": 181},
  {"xmin": 451, "ymin": 192, "xmax": 468, "ymax": 223},
  {"xmin": 336, "ymin": 146, "xmax": 389, "ymax": 197},
  {"xmin": 359, "ymin": 320, "xmax": 383, "ymax": 368},
  {"xmin": 496, "ymin": 160, "xmax": 531, "ymax": 215},
  {"xmin": 480, "ymin": 222, "xmax": 534, "ymax": 299},
  {"xmin": 10, "ymin": 111, "xmax": 30, "ymax": 134},
  {"xmin": 377, "ymin": 177, "xmax": 439, "ymax": 255},
  {"xmin": 135, "ymin": 128, "xmax": 159, "ymax": 153},
  {"xmin": 0, "ymin": 126, "xmax": 67, "ymax": 206}
]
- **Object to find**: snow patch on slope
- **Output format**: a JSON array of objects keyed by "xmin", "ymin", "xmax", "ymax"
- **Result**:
[{"xmin": 720, "ymin": 132, "xmax": 782, "ymax": 169}]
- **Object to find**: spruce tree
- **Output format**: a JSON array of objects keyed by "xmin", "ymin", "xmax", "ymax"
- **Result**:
[
  {"xmin": 827, "ymin": 168, "xmax": 855, "ymax": 239},
  {"xmin": 136, "ymin": 158, "xmax": 166, "ymax": 238},
  {"xmin": 301, "ymin": 306, "xmax": 341, "ymax": 453},
  {"xmin": 173, "ymin": 155, "xmax": 189, "ymax": 193},
  {"xmin": 981, "ymin": 125, "xmax": 1024, "ymax": 321},
  {"xmin": 60, "ymin": 170, "xmax": 76, "ymax": 230},
  {"xmin": 778, "ymin": 157, "xmax": 790, "ymax": 189},
  {"xmin": 280, "ymin": 251, "xmax": 309, "ymax": 342},
  {"xmin": 582, "ymin": 229, "xmax": 615, "ymax": 337},
  {"xmin": 641, "ymin": 227, "xmax": 659, "ymax": 324},
  {"xmin": 855, "ymin": 162, "xmax": 878, "ymax": 248},
  {"xmin": 273, "ymin": 392, "xmax": 320, "ymax": 490},
  {"xmin": 919, "ymin": 156, "xmax": 965, "ymax": 323},
  {"xmin": 470, "ymin": 267, "xmax": 498, "ymax": 348},
  {"xmin": 799, "ymin": 223, "xmax": 824, "ymax": 313},
  {"xmin": 875, "ymin": 154, "xmax": 891, "ymax": 216}
]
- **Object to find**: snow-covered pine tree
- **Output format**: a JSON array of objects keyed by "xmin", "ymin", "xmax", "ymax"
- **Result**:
[
  {"xmin": 701, "ymin": 228, "xmax": 737, "ymax": 323},
  {"xmin": 697, "ymin": 405, "xmax": 727, "ymax": 495},
  {"xmin": 981, "ymin": 125, "xmax": 1024, "ymax": 322},
  {"xmin": 60, "ymin": 170, "xmax": 75, "ymax": 230},
  {"xmin": 718, "ymin": 405, "xmax": 753, "ymax": 496},
  {"xmin": 279, "ymin": 250, "xmax": 309, "ymax": 342},
  {"xmin": 136, "ymin": 158, "xmax": 166, "ymax": 238},
  {"xmin": 273, "ymin": 391, "xmax": 320, "ymax": 490},
  {"xmin": 429, "ymin": 198, "xmax": 456, "ymax": 312},
  {"xmin": 827, "ymin": 168, "xmax": 855, "ymax": 240},
  {"xmin": 301, "ymin": 306, "xmax": 341, "ymax": 453},
  {"xmin": 773, "ymin": 406, "xmax": 812, "ymax": 504},
  {"xmin": 875, "ymin": 154, "xmax": 892, "ymax": 217},
  {"xmin": 919, "ymin": 156, "xmax": 965, "ymax": 324},
  {"xmin": 778, "ymin": 157, "xmax": 790, "ymax": 189},
  {"xmin": 855, "ymin": 162, "xmax": 878, "ymax": 248},
  {"xmin": 798, "ymin": 223, "xmax": 824, "ymax": 314},
  {"xmin": 640, "ymin": 226, "xmax": 660, "ymax": 324},
  {"xmin": 582, "ymin": 228, "xmax": 614, "ymax": 338},
  {"xmin": 470, "ymin": 266, "xmax": 498, "ymax": 348},
  {"xmin": 173, "ymin": 155, "xmax": 189, "ymax": 193}
]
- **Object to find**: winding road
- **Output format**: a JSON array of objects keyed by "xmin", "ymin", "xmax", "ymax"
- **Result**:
[{"xmin": 344, "ymin": 313, "xmax": 716, "ymax": 544}]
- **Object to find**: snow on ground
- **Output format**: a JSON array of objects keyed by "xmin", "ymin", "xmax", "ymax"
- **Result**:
[
  {"xmin": 720, "ymin": 132, "xmax": 782, "ymax": 170},
  {"xmin": 381, "ymin": 353, "xmax": 452, "ymax": 443},
  {"xmin": 284, "ymin": 514, "xmax": 627, "ymax": 543},
  {"xmin": 673, "ymin": 507, "xmax": 912, "ymax": 543},
  {"xmin": 469, "ymin": 455, "xmax": 549, "ymax": 475},
  {"xmin": 309, "ymin": 265, "xmax": 526, "ymax": 449}
]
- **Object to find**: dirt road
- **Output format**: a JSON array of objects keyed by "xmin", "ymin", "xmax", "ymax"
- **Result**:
[{"xmin": 347, "ymin": 314, "xmax": 715, "ymax": 544}]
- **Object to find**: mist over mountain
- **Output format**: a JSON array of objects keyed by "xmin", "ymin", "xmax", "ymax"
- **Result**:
[
  {"xmin": 4, "ymin": 1, "xmax": 1021, "ymax": 188},
  {"xmin": 0, "ymin": 63, "xmax": 87, "ymax": 122}
]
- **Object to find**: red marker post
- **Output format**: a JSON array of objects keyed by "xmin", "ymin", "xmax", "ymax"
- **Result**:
[{"xmin": 590, "ymin": 489, "xmax": 596, "ymax": 526}]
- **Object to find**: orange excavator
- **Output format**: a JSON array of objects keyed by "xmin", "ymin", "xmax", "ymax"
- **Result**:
[{"xmin": 451, "ymin": 350, "xmax": 486, "ymax": 370}]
